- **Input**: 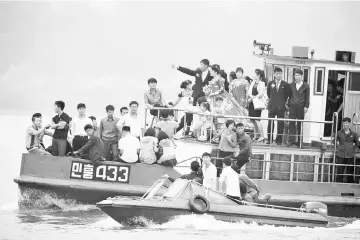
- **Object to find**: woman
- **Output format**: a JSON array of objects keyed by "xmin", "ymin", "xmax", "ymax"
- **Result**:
[
  {"xmin": 248, "ymin": 69, "xmax": 266, "ymax": 142},
  {"xmin": 157, "ymin": 131, "xmax": 177, "ymax": 167},
  {"xmin": 139, "ymin": 128, "xmax": 158, "ymax": 164},
  {"xmin": 205, "ymin": 64, "xmax": 248, "ymax": 117},
  {"xmin": 173, "ymin": 80, "xmax": 193, "ymax": 120},
  {"xmin": 229, "ymin": 67, "xmax": 250, "ymax": 109}
]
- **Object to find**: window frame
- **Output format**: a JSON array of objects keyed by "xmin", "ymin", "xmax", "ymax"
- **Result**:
[
  {"xmin": 314, "ymin": 67, "xmax": 325, "ymax": 95},
  {"xmin": 301, "ymin": 66, "xmax": 311, "ymax": 85}
]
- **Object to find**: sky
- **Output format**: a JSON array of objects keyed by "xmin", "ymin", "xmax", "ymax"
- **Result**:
[{"xmin": 1, "ymin": 1, "xmax": 360, "ymax": 119}]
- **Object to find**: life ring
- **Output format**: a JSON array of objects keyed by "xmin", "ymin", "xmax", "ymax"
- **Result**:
[{"xmin": 189, "ymin": 194, "xmax": 210, "ymax": 214}]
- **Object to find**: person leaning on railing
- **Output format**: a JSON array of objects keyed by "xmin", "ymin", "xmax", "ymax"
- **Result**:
[
  {"xmin": 233, "ymin": 122, "xmax": 252, "ymax": 172},
  {"xmin": 334, "ymin": 117, "xmax": 360, "ymax": 183}
]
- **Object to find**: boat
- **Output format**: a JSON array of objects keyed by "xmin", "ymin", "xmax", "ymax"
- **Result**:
[{"xmin": 97, "ymin": 177, "xmax": 329, "ymax": 228}]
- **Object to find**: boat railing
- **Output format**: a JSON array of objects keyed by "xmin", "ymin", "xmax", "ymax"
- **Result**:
[{"xmin": 144, "ymin": 106, "xmax": 339, "ymax": 150}]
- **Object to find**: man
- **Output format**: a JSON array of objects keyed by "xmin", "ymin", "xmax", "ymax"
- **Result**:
[
  {"xmin": 51, "ymin": 100, "xmax": 71, "ymax": 156},
  {"xmin": 233, "ymin": 122, "xmax": 252, "ymax": 172},
  {"xmin": 334, "ymin": 117, "xmax": 360, "ymax": 183},
  {"xmin": 89, "ymin": 116, "xmax": 100, "ymax": 137},
  {"xmin": 219, "ymin": 156, "xmax": 241, "ymax": 202},
  {"xmin": 239, "ymin": 173, "xmax": 260, "ymax": 203},
  {"xmin": 156, "ymin": 110, "xmax": 179, "ymax": 138},
  {"xmin": 117, "ymin": 101, "xmax": 142, "ymax": 140},
  {"xmin": 201, "ymin": 152, "xmax": 217, "ymax": 190},
  {"xmin": 218, "ymin": 120, "xmax": 237, "ymax": 158},
  {"xmin": 120, "ymin": 107, "xmax": 129, "ymax": 116},
  {"xmin": 118, "ymin": 126, "xmax": 140, "ymax": 163},
  {"xmin": 99, "ymin": 105, "xmax": 120, "ymax": 161},
  {"xmin": 172, "ymin": 59, "xmax": 213, "ymax": 106},
  {"xmin": 73, "ymin": 124, "xmax": 105, "ymax": 164},
  {"xmin": 25, "ymin": 113, "xmax": 52, "ymax": 156},
  {"xmin": 180, "ymin": 161, "xmax": 202, "ymax": 183},
  {"xmin": 267, "ymin": 67, "xmax": 292, "ymax": 145},
  {"xmin": 287, "ymin": 69, "xmax": 310, "ymax": 147},
  {"xmin": 144, "ymin": 78, "xmax": 167, "ymax": 111},
  {"xmin": 71, "ymin": 103, "xmax": 92, "ymax": 151}
]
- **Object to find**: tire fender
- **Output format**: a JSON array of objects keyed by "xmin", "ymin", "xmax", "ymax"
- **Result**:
[{"xmin": 189, "ymin": 194, "xmax": 210, "ymax": 214}]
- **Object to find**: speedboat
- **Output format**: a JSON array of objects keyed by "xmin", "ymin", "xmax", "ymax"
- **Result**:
[{"xmin": 97, "ymin": 177, "xmax": 329, "ymax": 227}]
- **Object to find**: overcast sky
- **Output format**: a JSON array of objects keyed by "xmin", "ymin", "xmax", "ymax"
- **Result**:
[{"xmin": 1, "ymin": 1, "xmax": 360, "ymax": 118}]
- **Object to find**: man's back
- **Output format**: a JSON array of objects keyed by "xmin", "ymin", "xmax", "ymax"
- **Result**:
[
  {"xmin": 220, "ymin": 166, "xmax": 240, "ymax": 197},
  {"xmin": 119, "ymin": 134, "xmax": 140, "ymax": 163}
]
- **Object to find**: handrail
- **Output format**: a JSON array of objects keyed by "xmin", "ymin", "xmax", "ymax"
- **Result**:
[{"xmin": 176, "ymin": 156, "xmax": 201, "ymax": 165}]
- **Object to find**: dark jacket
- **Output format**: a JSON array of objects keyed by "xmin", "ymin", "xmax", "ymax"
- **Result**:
[
  {"xmin": 180, "ymin": 171, "xmax": 203, "ymax": 183},
  {"xmin": 177, "ymin": 66, "xmax": 212, "ymax": 99},
  {"xmin": 289, "ymin": 82, "xmax": 310, "ymax": 108},
  {"xmin": 335, "ymin": 129, "xmax": 360, "ymax": 158},
  {"xmin": 237, "ymin": 132, "xmax": 252, "ymax": 156},
  {"xmin": 78, "ymin": 135, "xmax": 105, "ymax": 162},
  {"xmin": 267, "ymin": 80, "xmax": 291, "ymax": 112}
]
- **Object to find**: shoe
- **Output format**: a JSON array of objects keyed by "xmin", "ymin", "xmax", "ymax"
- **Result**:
[
  {"xmin": 257, "ymin": 137, "xmax": 265, "ymax": 142},
  {"xmin": 266, "ymin": 139, "xmax": 271, "ymax": 144}
]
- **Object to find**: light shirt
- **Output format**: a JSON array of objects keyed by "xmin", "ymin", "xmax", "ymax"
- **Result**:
[
  {"xmin": 202, "ymin": 163, "xmax": 217, "ymax": 190},
  {"xmin": 296, "ymin": 81, "xmax": 303, "ymax": 91},
  {"xmin": 118, "ymin": 134, "xmax": 140, "ymax": 163},
  {"xmin": 117, "ymin": 113, "xmax": 142, "ymax": 138},
  {"xmin": 72, "ymin": 115, "xmax": 92, "ymax": 136},
  {"xmin": 157, "ymin": 120, "xmax": 179, "ymax": 138},
  {"xmin": 219, "ymin": 166, "xmax": 240, "ymax": 197},
  {"xmin": 202, "ymin": 69, "xmax": 209, "ymax": 82}
]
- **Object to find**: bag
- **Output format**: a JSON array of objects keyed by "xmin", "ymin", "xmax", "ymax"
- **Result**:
[{"xmin": 253, "ymin": 97, "xmax": 266, "ymax": 110}]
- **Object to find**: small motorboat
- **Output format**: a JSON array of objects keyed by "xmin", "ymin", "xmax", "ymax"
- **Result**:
[{"xmin": 97, "ymin": 177, "xmax": 329, "ymax": 228}]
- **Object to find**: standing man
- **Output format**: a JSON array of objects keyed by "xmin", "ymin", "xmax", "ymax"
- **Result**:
[
  {"xmin": 334, "ymin": 117, "xmax": 360, "ymax": 183},
  {"xmin": 99, "ymin": 105, "xmax": 120, "ymax": 161},
  {"xmin": 89, "ymin": 116, "xmax": 100, "ymax": 137},
  {"xmin": 233, "ymin": 122, "xmax": 252, "ymax": 172},
  {"xmin": 51, "ymin": 101, "xmax": 71, "ymax": 156},
  {"xmin": 71, "ymin": 103, "xmax": 92, "ymax": 151},
  {"xmin": 287, "ymin": 69, "xmax": 310, "ymax": 147},
  {"xmin": 25, "ymin": 113, "xmax": 52, "ymax": 156},
  {"xmin": 267, "ymin": 67, "xmax": 291, "ymax": 145},
  {"xmin": 117, "ymin": 101, "xmax": 143, "ymax": 140}
]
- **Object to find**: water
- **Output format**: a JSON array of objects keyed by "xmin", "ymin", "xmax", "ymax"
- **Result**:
[{"xmin": 1, "ymin": 114, "xmax": 360, "ymax": 240}]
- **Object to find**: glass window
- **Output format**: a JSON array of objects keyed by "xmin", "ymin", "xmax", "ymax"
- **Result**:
[
  {"xmin": 265, "ymin": 64, "xmax": 273, "ymax": 82},
  {"xmin": 164, "ymin": 179, "xmax": 188, "ymax": 198},
  {"xmin": 302, "ymin": 67, "xmax": 310, "ymax": 84},
  {"xmin": 287, "ymin": 66, "xmax": 299, "ymax": 83},
  {"xmin": 348, "ymin": 72, "xmax": 360, "ymax": 91},
  {"xmin": 314, "ymin": 67, "xmax": 325, "ymax": 95}
]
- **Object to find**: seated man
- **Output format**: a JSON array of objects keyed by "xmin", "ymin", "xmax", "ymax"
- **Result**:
[
  {"xmin": 25, "ymin": 113, "xmax": 52, "ymax": 156},
  {"xmin": 239, "ymin": 173, "xmax": 259, "ymax": 203},
  {"xmin": 180, "ymin": 161, "xmax": 202, "ymax": 183},
  {"xmin": 73, "ymin": 124, "xmax": 105, "ymax": 164},
  {"xmin": 156, "ymin": 110, "xmax": 179, "ymax": 138},
  {"xmin": 201, "ymin": 152, "xmax": 217, "ymax": 190},
  {"xmin": 219, "ymin": 156, "xmax": 241, "ymax": 202},
  {"xmin": 118, "ymin": 126, "xmax": 140, "ymax": 163}
]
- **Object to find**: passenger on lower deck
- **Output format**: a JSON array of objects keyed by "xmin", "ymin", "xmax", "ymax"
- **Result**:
[
  {"xmin": 139, "ymin": 128, "xmax": 159, "ymax": 164},
  {"xmin": 25, "ymin": 113, "xmax": 52, "ymax": 156},
  {"xmin": 74, "ymin": 124, "xmax": 105, "ymax": 164},
  {"xmin": 157, "ymin": 131, "xmax": 177, "ymax": 167},
  {"xmin": 239, "ymin": 173, "xmax": 259, "ymax": 203},
  {"xmin": 180, "ymin": 160, "xmax": 203, "ymax": 184},
  {"xmin": 201, "ymin": 152, "xmax": 217, "ymax": 190},
  {"xmin": 219, "ymin": 156, "xmax": 241, "ymax": 202},
  {"xmin": 118, "ymin": 126, "xmax": 140, "ymax": 163}
]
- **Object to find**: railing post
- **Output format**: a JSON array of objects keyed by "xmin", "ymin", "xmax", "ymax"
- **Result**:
[
  {"xmin": 270, "ymin": 118, "xmax": 274, "ymax": 146},
  {"xmin": 296, "ymin": 162, "xmax": 299, "ymax": 182},
  {"xmin": 184, "ymin": 112, "xmax": 187, "ymax": 139},
  {"xmin": 144, "ymin": 108, "xmax": 148, "ymax": 128},
  {"xmin": 299, "ymin": 121, "xmax": 303, "ymax": 149},
  {"xmin": 332, "ymin": 112, "xmax": 338, "ymax": 182},
  {"xmin": 314, "ymin": 156, "xmax": 319, "ymax": 183},
  {"xmin": 290, "ymin": 154, "xmax": 294, "ymax": 181}
]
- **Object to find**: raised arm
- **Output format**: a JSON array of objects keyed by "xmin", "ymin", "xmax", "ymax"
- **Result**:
[
  {"xmin": 176, "ymin": 66, "xmax": 197, "ymax": 77},
  {"xmin": 27, "ymin": 126, "xmax": 46, "ymax": 136},
  {"xmin": 256, "ymin": 81, "xmax": 265, "ymax": 98}
]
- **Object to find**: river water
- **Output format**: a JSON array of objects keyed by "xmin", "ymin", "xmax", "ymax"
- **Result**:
[{"xmin": 1, "ymin": 114, "xmax": 360, "ymax": 240}]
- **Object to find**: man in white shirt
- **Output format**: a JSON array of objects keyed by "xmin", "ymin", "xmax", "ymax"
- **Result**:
[
  {"xmin": 71, "ymin": 103, "xmax": 92, "ymax": 151},
  {"xmin": 118, "ymin": 126, "xmax": 140, "ymax": 163},
  {"xmin": 219, "ymin": 156, "xmax": 241, "ymax": 201},
  {"xmin": 116, "ymin": 101, "xmax": 143, "ymax": 140},
  {"xmin": 201, "ymin": 152, "xmax": 217, "ymax": 190}
]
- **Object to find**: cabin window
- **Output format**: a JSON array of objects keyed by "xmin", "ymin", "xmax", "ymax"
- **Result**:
[
  {"xmin": 302, "ymin": 67, "xmax": 310, "ymax": 84},
  {"xmin": 314, "ymin": 67, "xmax": 325, "ymax": 95},
  {"xmin": 287, "ymin": 66, "xmax": 299, "ymax": 83},
  {"xmin": 265, "ymin": 64, "xmax": 273, "ymax": 82},
  {"xmin": 348, "ymin": 72, "xmax": 360, "ymax": 91}
]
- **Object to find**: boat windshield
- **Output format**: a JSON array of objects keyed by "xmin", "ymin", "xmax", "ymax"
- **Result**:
[
  {"xmin": 143, "ymin": 179, "xmax": 171, "ymax": 199},
  {"xmin": 163, "ymin": 179, "xmax": 188, "ymax": 199}
]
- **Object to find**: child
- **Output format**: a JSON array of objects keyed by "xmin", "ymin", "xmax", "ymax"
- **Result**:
[
  {"xmin": 211, "ymin": 97, "xmax": 226, "ymax": 142},
  {"xmin": 156, "ymin": 110, "xmax": 179, "ymax": 138},
  {"xmin": 195, "ymin": 102, "xmax": 212, "ymax": 141}
]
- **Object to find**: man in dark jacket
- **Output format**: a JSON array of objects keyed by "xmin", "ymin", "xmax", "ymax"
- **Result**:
[
  {"xmin": 267, "ymin": 67, "xmax": 292, "ymax": 145},
  {"xmin": 172, "ymin": 59, "xmax": 213, "ymax": 106},
  {"xmin": 287, "ymin": 68, "xmax": 310, "ymax": 147},
  {"xmin": 74, "ymin": 124, "xmax": 105, "ymax": 163},
  {"xmin": 180, "ymin": 161, "xmax": 203, "ymax": 183}
]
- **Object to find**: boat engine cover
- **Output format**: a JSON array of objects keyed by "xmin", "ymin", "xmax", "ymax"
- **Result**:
[{"xmin": 301, "ymin": 202, "xmax": 328, "ymax": 217}]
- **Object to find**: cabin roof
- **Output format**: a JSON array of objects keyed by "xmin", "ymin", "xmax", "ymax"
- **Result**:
[{"xmin": 254, "ymin": 54, "xmax": 360, "ymax": 68}]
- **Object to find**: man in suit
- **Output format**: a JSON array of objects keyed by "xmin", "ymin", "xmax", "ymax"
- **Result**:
[
  {"xmin": 266, "ymin": 67, "xmax": 292, "ymax": 145},
  {"xmin": 287, "ymin": 68, "xmax": 310, "ymax": 147}
]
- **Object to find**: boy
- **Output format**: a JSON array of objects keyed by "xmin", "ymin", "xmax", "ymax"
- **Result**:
[
  {"xmin": 219, "ymin": 156, "xmax": 241, "ymax": 202},
  {"xmin": 99, "ymin": 105, "xmax": 120, "ymax": 161},
  {"xmin": 51, "ymin": 100, "xmax": 71, "ymax": 156},
  {"xmin": 74, "ymin": 124, "xmax": 105, "ymax": 164},
  {"xmin": 233, "ymin": 122, "xmax": 252, "ymax": 172},
  {"xmin": 201, "ymin": 152, "xmax": 217, "ymax": 190},
  {"xmin": 118, "ymin": 126, "xmax": 140, "ymax": 163},
  {"xmin": 156, "ymin": 110, "xmax": 179, "ymax": 138},
  {"xmin": 71, "ymin": 103, "xmax": 92, "ymax": 151},
  {"xmin": 211, "ymin": 96, "xmax": 226, "ymax": 142},
  {"xmin": 25, "ymin": 113, "xmax": 52, "ymax": 156}
]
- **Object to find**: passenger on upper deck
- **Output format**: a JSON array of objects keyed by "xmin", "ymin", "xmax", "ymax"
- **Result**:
[
  {"xmin": 117, "ymin": 101, "xmax": 142, "ymax": 140},
  {"xmin": 267, "ymin": 67, "xmax": 292, "ymax": 145},
  {"xmin": 201, "ymin": 152, "xmax": 217, "ymax": 190},
  {"xmin": 211, "ymin": 96, "xmax": 227, "ymax": 142},
  {"xmin": 73, "ymin": 124, "xmax": 105, "ymax": 164},
  {"xmin": 120, "ymin": 106, "xmax": 129, "ymax": 116},
  {"xmin": 229, "ymin": 67, "xmax": 250, "ymax": 109},
  {"xmin": 139, "ymin": 128, "xmax": 158, "ymax": 164},
  {"xmin": 180, "ymin": 160, "xmax": 203, "ymax": 184},
  {"xmin": 220, "ymin": 156, "xmax": 241, "ymax": 202},
  {"xmin": 194, "ymin": 102, "xmax": 212, "ymax": 141},
  {"xmin": 334, "ymin": 117, "xmax": 360, "ymax": 183},
  {"xmin": 218, "ymin": 120, "xmax": 237, "ymax": 159},
  {"xmin": 287, "ymin": 69, "xmax": 310, "ymax": 147},
  {"xmin": 233, "ymin": 122, "xmax": 252, "ymax": 172},
  {"xmin": 25, "ymin": 113, "xmax": 52, "ymax": 156},
  {"xmin": 99, "ymin": 105, "xmax": 120, "ymax": 161},
  {"xmin": 144, "ymin": 78, "xmax": 168, "ymax": 120},
  {"xmin": 71, "ymin": 103, "xmax": 92, "ymax": 152},
  {"xmin": 51, "ymin": 101, "xmax": 71, "ymax": 156},
  {"xmin": 118, "ymin": 126, "xmax": 140, "ymax": 163}
]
